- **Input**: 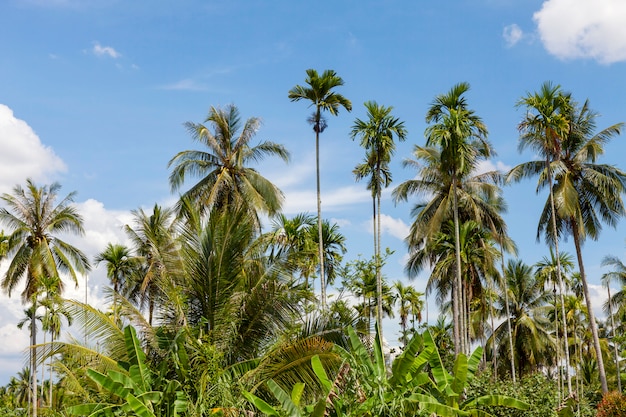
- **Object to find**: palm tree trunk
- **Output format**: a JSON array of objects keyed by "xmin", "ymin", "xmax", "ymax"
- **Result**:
[
  {"xmin": 452, "ymin": 175, "xmax": 462, "ymax": 355},
  {"xmin": 546, "ymin": 159, "xmax": 572, "ymax": 395},
  {"xmin": 31, "ymin": 299, "xmax": 37, "ymax": 417},
  {"xmin": 49, "ymin": 333, "xmax": 54, "ymax": 410},
  {"xmin": 376, "ymin": 192, "xmax": 384, "ymax": 353},
  {"xmin": 607, "ymin": 285, "xmax": 622, "ymax": 392},
  {"xmin": 315, "ymin": 109, "xmax": 326, "ymax": 310},
  {"xmin": 571, "ymin": 225, "xmax": 608, "ymax": 393},
  {"xmin": 499, "ymin": 243, "xmax": 516, "ymax": 383},
  {"xmin": 553, "ymin": 286, "xmax": 562, "ymax": 400}
]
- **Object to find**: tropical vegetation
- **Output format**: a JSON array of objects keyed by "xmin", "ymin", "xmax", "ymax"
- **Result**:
[{"xmin": 0, "ymin": 73, "xmax": 625, "ymax": 417}]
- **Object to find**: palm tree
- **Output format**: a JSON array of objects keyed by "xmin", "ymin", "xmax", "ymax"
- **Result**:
[
  {"xmin": 520, "ymin": 95, "xmax": 626, "ymax": 393},
  {"xmin": 288, "ymin": 69, "xmax": 352, "ymax": 309},
  {"xmin": 393, "ymin": 281, "xmax": 423, "ymax": 347},
  {"xmin": 168, "ymin": 104, "xmax": 290, "ymax": 221},
  {"xmin": 94, "ymin": 243, "xmax": 138, "ymax": 322},
  {"xmin": 534, "ymin": 249, "xmax": 575, "ymax": 395},
  {"xmin": 0, "ymin": 179, "xmax": 91, "ymax": 417},
  {"xmin": 351, "ymin": 100, "xmax": 407, "ymax": 349},
  {"xmin": 40, "ymin": 292, "xmax": 72, "ymax": 407},
  {"xmin": 489, "ymin": 259, "xmax": 555, "ymax": 378},
  {"xmin": 124, "ymin": 204, "xmax": 180, "ymax": 325},
  {"xmin": 394, "ymin": 83, "xmax": 492, "ymax": 354},
  {"xmin": 394, "ymin": 145, "xmax": 504, "ymax": 355}
]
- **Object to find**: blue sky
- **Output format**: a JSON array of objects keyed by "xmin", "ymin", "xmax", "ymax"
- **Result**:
[{"xmin": 2, "ymin": 0, "xmax": 626, "ymax": 383}]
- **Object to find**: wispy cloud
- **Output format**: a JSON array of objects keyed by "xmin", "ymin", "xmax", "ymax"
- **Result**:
[
  {"xmin": 534, "ymin": 0, "xmax": 626, "ymax": 64},
  {"xmin": 92, "ymin": 42, "xmax": 121, "ymax": 59},
  {"xmin": 503, "ymin": 24, "xmax": 523, "ymax": 48},
  {"xmin": 159, "ymin": 78, "xmax": 209, "ymax": 91}
]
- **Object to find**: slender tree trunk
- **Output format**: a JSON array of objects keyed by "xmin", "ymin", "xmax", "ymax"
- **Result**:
[
  {"xmin": 546, "ymin": 159, "xmax": 572, "ymax": 395},
  {"xmin": 376, "ymin": 192, "xmax": 384, "ymax": 353},
  {"xmin": 571, "ymin": 225, "xmax": 608, "ymax": 393},
  {"xmin": 452, "ymin": 175, "xmax": 462, "ymax": 355},
  {"xmin": 49, "ymin": 333, "xmax": 54, "ymax": 409},
  {"xmin": 554, "ymin": 287, "xmax": 562, "ymax": 400},
  {"xmin": 315, "ymin": 109, "xmax": 326, "ymax": 310},
  {"xmin": 488, "ymin": 281, "xmax": 497, "ymax": 379},
  {"xmin": 607, "ymin": 285, "xmax": 622, "ymax": 392},
  {"xmin": 499, "ymin": 243, "xmax": 516, "ymax": 383},
  {"xmin": 40, "ymin": 329, "xmax": 45, "ymax": 405},
  {"xmin": 31, "ymin": 300, "xmax": 37, "ymax": 417}
]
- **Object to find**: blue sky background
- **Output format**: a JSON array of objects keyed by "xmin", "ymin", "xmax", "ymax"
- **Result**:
[{"xmin": 1, "ymin": 0, "xmax": 626, "ymax": 383}]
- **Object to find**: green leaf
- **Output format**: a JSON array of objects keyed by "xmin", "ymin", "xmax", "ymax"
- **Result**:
[
  {"xmin": 311, "ymin": 355, "xmax": 331, "ymax": 393},
  {"xmin": 125, "ymin": 326, "xmax": 150, "ymax": 391},
  {"xmin": 267, "ymin": 379, "xmax": 302, "ymax": 417},
  {"xmin": 242, "ymin": 390, "xmax": 280, "ymax": 416},
  {"xmin": 87, "ymin": 368, "xmax": 130, "ymax": 399}
]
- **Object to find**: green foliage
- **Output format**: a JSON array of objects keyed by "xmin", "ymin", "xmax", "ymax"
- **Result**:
[
  {"xmin": 596, "ymin": 391, "xmax": 626, "ymax": 417},
  {"xmin": 467, "ymin": 371, "xmax": 596, "ymax": 417},
  {"xmin": 66, "ymin": 326, "xmax": 188, "ymax": 417}
]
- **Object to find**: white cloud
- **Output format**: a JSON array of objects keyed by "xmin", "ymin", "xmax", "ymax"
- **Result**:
[
  {"xmin": 475, "ymin": 159, "xmax": 511, "ymax": 175},
  {"xmin": 281, "ymin": 185, "xmax": 370, "ymax": 215},
  {"xmin": 93, "ymin": 42, "xmax": 121, "ymax": 59},
  {"xmin": 533, "ymin": 0, "xmax": 626, "ymax": 64},
  {"xmin": 379, "ymin": 214, "xmax": 410, "ymax": 241},
  {"xmin": 0, "ymin": 104, "xmax": 67, "ymax": 194},
  {"xmin": 503, "ymin": 24, "xmax": 523, "ymax": 47}
]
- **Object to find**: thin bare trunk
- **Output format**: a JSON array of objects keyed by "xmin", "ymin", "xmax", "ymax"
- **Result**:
[
  {"xmin": 572, "ymin": 226, "xmax": 608, "ymax": 393},
  {"xmin": 452, "ymin": 175, "xmax": 462, "ymax": 355},
  {"xmin": 499, "ymin": 243, "xmax": 516, "ymax": 383},
  {"xmin": 608, "ymin": 285, "xmax": 622, "ymax": 392},
  {"xmin": 547, "ymin": 159, "xmax": 572, "ymax": 395},
  {"xmin": 376, "ymin": 192, "xmax": 384, "ymax": 352},
  {"xmin": 31, "ymin": 300, "xmax": 37, "ymax": 417},
  {"xmin": 315, "ymin": 115, "xmax": 326, "ymax": 310}
]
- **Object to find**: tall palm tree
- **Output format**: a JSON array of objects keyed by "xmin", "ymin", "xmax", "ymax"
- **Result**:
[
  {"xmin": 507, "ymin": 81, "xmax": 576, "ymax": 394},
  {"xmin": 393, "ymin": 143, "xmax": 503, "ymax": 355},
  {"xmin": 288, "ymin": 69, "xmax": 352, "ymax": 309},
  {"xmin": 168, "ymin": 104, "xmax": 290, "ymax": 222},
  {"xmin": 403, "ymin": 82, "xmax": 491, "ymax": 354},
  {"xmin": 0, "ymin": 179, "xmax": 91, "ymax": 417},
  {"xmin": 528, "ymin": 96, "xmax": 625, "ymax": 393},
  {"xmin": 351, "ymin": 100, "xmax": 407, "ymax": 349}
]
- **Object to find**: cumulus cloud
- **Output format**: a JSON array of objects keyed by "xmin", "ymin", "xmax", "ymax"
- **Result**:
[
  {"xmin": 534, "ymin": 0, "xmax": 626, "ymax": 64},
  {"xmin": 0, "ymin": 104, "xmax": 66, "ymax": 194},
  {"xmin": 93, "ymin": 42, "xmax": 121, "ymax": 59},
  {"xmin": 475, "ymin": 159, "xmax": 511, "ymax": 175},
  {"xmin": 503, "ymin": 24, "xmax": 523, "ymax": 47}
]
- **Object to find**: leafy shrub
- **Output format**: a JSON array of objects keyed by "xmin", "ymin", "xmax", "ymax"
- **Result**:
[{"xmin": 596, "ymin": 391, "xmax": 626, "ymax": 417}]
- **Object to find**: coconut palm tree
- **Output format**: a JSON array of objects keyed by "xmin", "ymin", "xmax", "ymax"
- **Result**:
[
  {"xmin": 393, "ymin": 281, "xmax": 423, "ymax": 347},
  {"xmin": 124, "ymin": 204, "xmax": 180, "ymax": 325},
  {"xmin": 0, "ymin": 179, "xmax": 90, "ymax": 417},
  {"xmin": 521, "ymin": 96, "xmax": 626, "ymax": 393},
  {"xmin": 394, "ymin": 83, "xmax": 494, "ymax": 354},
  {"xmin": 489, "ymin": 259, "xmax": 555, "ymax": 378},
  {"xmin": 288, "ymin": 69, "xmax": 352, "ymax": 309},
  {"xmin": 168, "ymin": 104, "xmax": 290, "ymax": 222},
  {"xmin": 94, "ymin": 243, "xmax": 138, "ymax": 323},
  {"xmin": 351, "ymin": 100, "xmax": 407, "ymax": 349},
  {"xmin": 423, "ymin": 82, "xmax": 491, "ymax": 354},
  {"xmin": 393, "ymin": 143, "xmax": 504, "ymax": 355},
  {"xmin": 507, "ymin": 81, "xmax": 577, "ymax": 394}
]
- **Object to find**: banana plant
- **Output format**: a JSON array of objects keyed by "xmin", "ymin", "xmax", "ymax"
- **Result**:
[
  {"xmin": 410, "ymin": 331, "xmax": 529, "ymax": 417},
  {"xmin": 66, "ymin": 325, "xmax": 188, "ymax": 417}
]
